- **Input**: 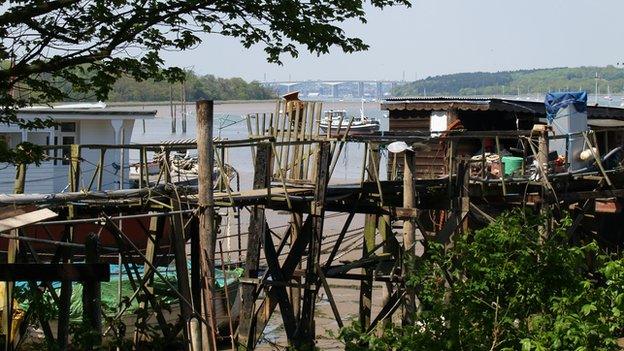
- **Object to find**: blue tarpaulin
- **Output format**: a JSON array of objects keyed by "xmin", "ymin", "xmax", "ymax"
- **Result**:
[{"xmin": 545, "ymin": 92, "xmax": 588, "ymax": 123}]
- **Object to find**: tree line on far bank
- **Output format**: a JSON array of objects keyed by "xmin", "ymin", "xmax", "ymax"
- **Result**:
[
  {"xmin": 392, "ymin": 66, "xmax": 624, "ymax": 97},
  {"xmin": 106, "ymin": 71, "xmax": 275, "ymax": 102}
]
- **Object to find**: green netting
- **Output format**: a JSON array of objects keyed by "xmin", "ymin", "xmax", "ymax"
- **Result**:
[{"xmin": 16, "ymin": 264, "xmax": 243, "ymax": 322}]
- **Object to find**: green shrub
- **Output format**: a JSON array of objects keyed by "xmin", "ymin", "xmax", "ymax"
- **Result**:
[{"xmin": 340, "ymin": 210, "xmax": 624, "ymax": 350}]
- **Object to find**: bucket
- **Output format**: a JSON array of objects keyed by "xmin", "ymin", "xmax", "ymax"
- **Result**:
[{"xmin": 501, "ymin": 156, "xmax": 523, "ymax": 176}]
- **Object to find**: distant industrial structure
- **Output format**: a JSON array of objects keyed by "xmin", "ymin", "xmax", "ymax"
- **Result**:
[{"xmin": 261, "ymin": 80, "xmax": 408, "ymax": 99}]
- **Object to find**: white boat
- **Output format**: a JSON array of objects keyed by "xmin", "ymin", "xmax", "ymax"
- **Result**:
[{"xmin": 319, "ymin": 109, "xmax": 380, "ymax": 136}]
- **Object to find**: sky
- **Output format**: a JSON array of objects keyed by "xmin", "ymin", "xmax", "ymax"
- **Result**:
[{"xmin": 161, "ymin": 0, "xmax": 624, "ymax": 82}]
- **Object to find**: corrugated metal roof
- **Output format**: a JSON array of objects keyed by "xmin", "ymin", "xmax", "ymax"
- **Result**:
[{"xmin": 382, "ymin": 96, "xmax": 624, "ymax": 119}]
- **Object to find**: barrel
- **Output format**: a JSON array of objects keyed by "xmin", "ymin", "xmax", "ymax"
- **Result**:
[{"xmin": 502, "ymin": 156, "xmax": 523, "ymax": 176}]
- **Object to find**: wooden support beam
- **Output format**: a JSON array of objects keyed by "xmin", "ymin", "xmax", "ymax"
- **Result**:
[
  {"xmin": 402, "ymin": 151, "xmax": 417, "ymax": 323},
  {"xmin": 197, "ymin": 100, "xmax": 218, "ymax": 351},
  {"xmin": 82, "ymin": 233, "xmax": 102, "ymax": 349},
  {"xmin": 324, "ymin": 211, "xmax": 355, "ymax": 268},
  {"xmin": 262, "ymin": 224, "xmax": 298, "ymax": 339},
  {"xmin": 0, "ymin": 263, "xmax": 110, "ymax": 281},
  {"xmin": 238, "ymin": 142, "xmax": 271, "ymax": 350},
  {"xmin": 295, "ymin": 142, "xmax": 330, "ymax": 346},
  {"xmin": 315, "ymin": 263, "xmax": 343, "ymax": 329},
  {"xmin": 249, "ymin": 216, "xmax": 313, "ymax": 349},
  {"xmin": 359, "ymin": 142, "xmax": 380, "ymax": 330},
  {"xmin": 367, "ymin": 290, "xmax": 405, "ymax": 333},
  {"xmin": 170, "ymin": 197, "xmax": 193, "ymax": 340},
  {"xmin": 133, "ymin": 213, "xmax": 163, "ymax": 345},
  {"xmin": 4, "ymin": 163, "xmax": 25, "ymax": 351},
  {"xmin": 58, "ymin": 144, "xmax": 80, "ymax": 351}
]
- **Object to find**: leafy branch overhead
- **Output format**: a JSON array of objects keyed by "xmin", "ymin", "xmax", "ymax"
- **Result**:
[{"xmin": 0, "ymin": 0, "xmax": 411, "ymax": 121}]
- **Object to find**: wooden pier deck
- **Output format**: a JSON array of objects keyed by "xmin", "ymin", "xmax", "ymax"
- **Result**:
[{"xmin": 1, "ymin": 98, "xmax": 624, "ymax": 350}]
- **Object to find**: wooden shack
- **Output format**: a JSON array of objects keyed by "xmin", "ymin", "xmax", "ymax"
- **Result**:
[{"xmin": 382, "ymin": 96, "xmax": 624, "ymax": 179}]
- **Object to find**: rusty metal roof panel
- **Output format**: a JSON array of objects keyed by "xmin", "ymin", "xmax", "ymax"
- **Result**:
[{"xmin": 382, "ymin": 97, "xmax": 624, "ymax": 120}]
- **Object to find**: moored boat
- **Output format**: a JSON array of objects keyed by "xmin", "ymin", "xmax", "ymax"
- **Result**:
[{"xmin": 319, "ymin": 109, "xmax": 380, "ymax": 136}]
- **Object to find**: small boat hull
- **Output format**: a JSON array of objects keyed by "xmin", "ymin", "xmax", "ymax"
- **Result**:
[{"xmin": 319, "ymin": 123, "xmax": 380, "ymax": 135}]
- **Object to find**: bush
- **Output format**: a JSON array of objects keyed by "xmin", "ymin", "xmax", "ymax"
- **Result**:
[{"xmin": 339, "ymin": 210, "xmax": 624, "ymax": 350}]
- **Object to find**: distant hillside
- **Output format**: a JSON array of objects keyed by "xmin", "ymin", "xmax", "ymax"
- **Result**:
[
  {"xmin": 107, "ymin": 72, "xmax": 275, "ymax": 101},
  {"xmin": 392, "ymin": 66, "xmax": 624, "ymax": 97}
]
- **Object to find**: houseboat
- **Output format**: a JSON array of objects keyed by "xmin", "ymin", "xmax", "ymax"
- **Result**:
[{"xmin": 0, "ymin": 103, "xmax": 155, "ymax": 194}]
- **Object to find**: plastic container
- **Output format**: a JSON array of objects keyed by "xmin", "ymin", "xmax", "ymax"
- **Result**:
[{"xmin": 501, "ymin": 156, "xmax": 523, "ymax": 176}]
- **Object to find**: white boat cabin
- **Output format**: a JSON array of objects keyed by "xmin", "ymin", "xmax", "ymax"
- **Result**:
[{"xmin": 0, "ymin": 103, "xmax": 155, "ymax": 194}]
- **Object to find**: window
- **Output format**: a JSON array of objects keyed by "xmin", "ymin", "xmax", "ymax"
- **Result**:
[
  {"xmin": 55, "ymin": 122, "xmax": 78, "ymax": 165},
  {"xmin": 0, "ymin": 133, "xmax": 22, "ymax": 148},
  {"xmin": 60, "ymin": 122, "xmax": 76, "ymax": 132}
]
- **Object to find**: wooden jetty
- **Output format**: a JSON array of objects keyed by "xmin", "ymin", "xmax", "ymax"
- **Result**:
[{"xmin": 1, "ymin": 95, "xmax": 624, "ymax": 350}]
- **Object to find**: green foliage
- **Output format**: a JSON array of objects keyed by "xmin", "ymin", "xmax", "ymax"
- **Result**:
[
  {"xmin": 393, "ymin": 66, "xmax": 624, "ymax": 97},
  {"xmin": 106, "ymin": 71, "xmax": 275, "ymax": 102},
  {"xmin": 339, "ymin": 210, "xmax": 624, "ymax": 350},
  {"xmin": 1, "ymin": 0, "xmax": 411, "ymax": 163}
]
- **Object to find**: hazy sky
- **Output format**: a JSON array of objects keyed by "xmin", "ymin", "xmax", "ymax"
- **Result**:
[{"xmin": 162, "ymin": 0, "xmax": 624, "ymax": 82}]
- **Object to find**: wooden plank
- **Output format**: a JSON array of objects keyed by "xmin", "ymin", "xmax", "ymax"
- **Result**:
[
  {"xmin": 0, "ymin": 209, "xmax": 57, "ymax": 232},
  {"xmin": 0, "ymin": 263, "xmax": 110, "ymax": 281}
]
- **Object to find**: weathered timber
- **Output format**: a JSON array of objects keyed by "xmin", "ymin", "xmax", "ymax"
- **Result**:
[
  {"xmin": 82, "ymin": 233, "xmax": 102, "ymax": 349},
  {"xmin": 295, "ymin": 141, "xmax": 330, "ymax": 346},
  {"xmin": 359, "ymin": 143, "xmax": 380, "ymax": 329},
  {"xmin": 196, "ymin": 100, "xmax": 217, "ymax": 351},
  {"xmin": 0, "ymin": 263, "xmax": 110, "ymax": 281},
  {"xmin": 238, "ymin": 142, "xmax": 271, "ymax": 350}
]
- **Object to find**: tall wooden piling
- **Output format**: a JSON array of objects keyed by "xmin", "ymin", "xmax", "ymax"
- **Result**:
[
  {"xmin": 82, "ymin": 233, "xmax": 102, "ymax": 349},
  {"xmin": 238, "ymin": 142, "xmax": 272, "ymax": 349},
  {"xmin": 4, "ymin": 163, "xmax": 25, "ymax": 351},
  {"xmin": 170, "ymin": 86, "xmax": 176, "ymax": 134},
  {"xmin": 402, "ymin": 151, "xmax": 417, "ymax": 322},
  {"xmin": 359, "ymin": 143, "xmax": 380, "ymax": 329},
  {"xmin": 58, "ymin": 145, "xmax": 80, "ymax": 350},
  {"xmin": 196, "ymin": 100, "xmax": 217, "ymax": 350},
  {"xmin": 295, "ymin": 141, "xmax": 330, "ymax": 347}
]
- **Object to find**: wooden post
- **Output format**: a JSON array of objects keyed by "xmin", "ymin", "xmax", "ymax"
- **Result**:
[
  {"xmin": 97, "ymin": 149, "xmax": 105, "ymax": 191},
  {"xmin": 170, "ymin": 197, "xmax": 194, "ymax": 341},
  {"xmin": 181, "ymin": 83, "xmax": 187, "ymax": 133},
  {"xmin": 359, "ymin": 143, "xmax": 379, "ymax": 329},
  {"xmin": 378, "ymin": 214, "xmax": 393, "ymax": 328},
  {"xmin": 196, "ymin": 100, "xmax": 217, "ymax": 351},
  {"xmin": 170, "ymin": 86, "xmax": 176, "ymax": 134},
  {"xmin": 133, "ymin": 214, "xmax": 163, "ymax": 345},
  {"xmin": 82, "ymin": 233, "xmax": 102, "ymax": 349},
  {"xmin": 295, "ymin": 141, "xmax": 330, "ymax": 347},
  {"xmin": 4, "ymin": 164, "xmax": 26, "ymax": 351},
  {"xmin": 536, "ymin": 126, "xmax": 550, "ymax": 240},
  {"xmin": 58, "ymin": 145, "xmax": 80, "ymax": 350},
  {"xmin": 238, "ymin": 142, "xmax": 271, "ymax": 350},
  {"xmin": 402, "ymin": 151, "xmax": 417, "ymax": 322},
  {"xmin": 537, "ymin": 127, "xmax": 549, "ymax": 180}
]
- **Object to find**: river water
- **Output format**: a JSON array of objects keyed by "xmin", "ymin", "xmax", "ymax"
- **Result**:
[{"xmin": 127, "ymin": 100, "xmax": 390, "ymax": 186}]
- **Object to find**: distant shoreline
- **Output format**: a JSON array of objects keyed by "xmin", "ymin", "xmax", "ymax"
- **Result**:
[{"xmin": 106, "ymin": 99, "xmax": 277, "ymax": 107}]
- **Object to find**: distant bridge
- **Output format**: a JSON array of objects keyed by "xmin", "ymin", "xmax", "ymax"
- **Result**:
[{"xmin": 260, "ymin": 80, "xmax": 408, "ymax": 99}]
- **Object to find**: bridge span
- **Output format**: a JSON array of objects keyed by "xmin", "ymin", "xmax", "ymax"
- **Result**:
[{"xmin": 261, "ymin": 79, "xmax": 408, "ymax": 99}]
